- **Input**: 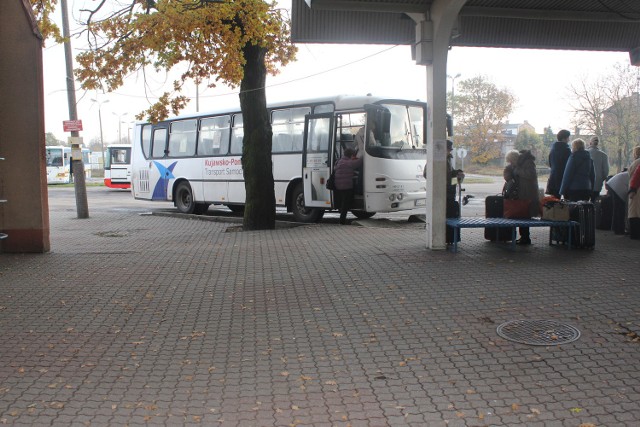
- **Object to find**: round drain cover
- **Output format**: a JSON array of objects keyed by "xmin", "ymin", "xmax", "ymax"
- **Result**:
[{"xmin": 496, "ymin": 319, "xmax": 580, "ymax": 346}]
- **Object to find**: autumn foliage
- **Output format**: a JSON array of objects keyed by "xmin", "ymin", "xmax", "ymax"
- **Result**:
[{"xmin": 72, "ymin": 0, "xmax": 296, "ymax": 123}]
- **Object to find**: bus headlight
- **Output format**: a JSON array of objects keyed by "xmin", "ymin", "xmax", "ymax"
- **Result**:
[
  {"xmin": 397, "ymin": 193, "xmax": 404, "ymax": 201},
  {"xmin": 389, "ymin": 194, "xmax": 396, "ymax": 201}
]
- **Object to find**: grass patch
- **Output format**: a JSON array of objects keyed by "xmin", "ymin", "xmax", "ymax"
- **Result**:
[
  {"xmin": 463, "ymin": 175, "xmax": 496, "ymax": 184},
  {"xmin": 48, "ymin": 182, "xmax": 105, "ymax": 188}
]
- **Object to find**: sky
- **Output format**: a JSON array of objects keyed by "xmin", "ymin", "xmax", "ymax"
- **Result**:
[{"xmin": 41, "ymin": 2, "xmax": 631, "ymax": 146}]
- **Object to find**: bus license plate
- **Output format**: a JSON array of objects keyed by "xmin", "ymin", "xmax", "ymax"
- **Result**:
[{"xmin": 415, "ymin": 199, "xmax": 426, "ymax": 207}]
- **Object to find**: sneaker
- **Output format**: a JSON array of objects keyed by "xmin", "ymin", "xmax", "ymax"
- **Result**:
[{"xmin": 516, "ymin": 238, "xmax": 532, "ymax": 245}]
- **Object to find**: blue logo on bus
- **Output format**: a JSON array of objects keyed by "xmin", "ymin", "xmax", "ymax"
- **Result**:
[{"xmin": 152, "ymin": 161, "xmax": 177, "ymax": 200}]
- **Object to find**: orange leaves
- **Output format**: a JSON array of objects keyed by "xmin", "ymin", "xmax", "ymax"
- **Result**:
[{"xmin": 70, "ymin": 0, "xmax": 296, "ymax": 122}]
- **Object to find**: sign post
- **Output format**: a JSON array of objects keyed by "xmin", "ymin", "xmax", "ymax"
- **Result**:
[{"xmin": 457, "ymin": 147, "xmax": 468, "ymax": 171}]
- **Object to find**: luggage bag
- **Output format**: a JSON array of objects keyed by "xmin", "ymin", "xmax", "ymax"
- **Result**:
[
  {"xmin": 594, "ymin": 194, "xmax": 613, "ymax": 230},
  {"xmin": 550, "ymin": 201, "xmax": 596, "ymax": 248},
  {"xmin": 484, "ymin": 195, "xmax": 511, "ymax": 241}
]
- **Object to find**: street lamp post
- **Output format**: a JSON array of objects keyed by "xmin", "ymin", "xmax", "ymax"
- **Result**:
[
  {"xmin": 91, "ymin": 99, "xmax": 109, "ymax": 169},
  {"xmin": 447, "ymin": 73, "xmax": 461, "ymax": 168},
  {"xmin": 113, "ymin": 112, "xmax": 128, "ymax": 144},
  {"xmin": 447, "ymin": 73, "xmax": 461, "ymax": 135}
]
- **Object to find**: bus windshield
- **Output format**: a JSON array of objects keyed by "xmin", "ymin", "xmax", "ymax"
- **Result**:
[
  {"xmin": 366, "ymin": 103, "xmax": 426, "ymax": 160},
  {"xmin": 46, "ymin": 147, "xmax": 64, "ymax": 167}
]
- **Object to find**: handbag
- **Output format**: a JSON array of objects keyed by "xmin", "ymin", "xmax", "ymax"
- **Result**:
[
  {"xmin": 503, "ymin": 198, "xmax": 530, "ymax": 219},
  {"xmin": 503, "ymin": 178, "xmax": 519, "ymax": 199},
  {"xmin": 326, "ymin": 171, "xmax": 336, "ymax": 190}
]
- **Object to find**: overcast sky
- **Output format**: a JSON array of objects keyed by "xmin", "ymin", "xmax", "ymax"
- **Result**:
[{"xmin": 41, "ymin": 2, "xmax": 630, "ymax": 145}]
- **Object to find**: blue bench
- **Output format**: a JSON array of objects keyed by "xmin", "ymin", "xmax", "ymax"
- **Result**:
[{"xmin": 445, "ymin": 217, "xmax": 578, "ymax": 252}]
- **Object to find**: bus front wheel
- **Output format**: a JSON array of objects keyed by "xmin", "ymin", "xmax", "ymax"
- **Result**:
[
  {"xmin": 175, "ymin": 182, "xmax": 196, "ymax": 214},
  {"xmin": 292, "ymin": 183, "xmax": 324, "ymax": 223}
]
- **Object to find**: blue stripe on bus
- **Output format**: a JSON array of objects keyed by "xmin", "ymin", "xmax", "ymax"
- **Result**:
[{"xmin": 152, "ymin": 161, "xmax": 178, "ymax": 200}]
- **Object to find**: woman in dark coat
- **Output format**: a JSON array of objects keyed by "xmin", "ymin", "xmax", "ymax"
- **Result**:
[
  {"xmin": 560, "ymin": 138, "xmax": 596, "ymax": 202},
  {"xmin": 333, "ymin": 148, "xmax": 363, "ymax": 225}
]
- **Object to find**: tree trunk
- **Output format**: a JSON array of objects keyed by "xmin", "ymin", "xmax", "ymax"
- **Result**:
[{"xmin": 239, "ymin": 42, "xmax": 276, "ymax": 230}]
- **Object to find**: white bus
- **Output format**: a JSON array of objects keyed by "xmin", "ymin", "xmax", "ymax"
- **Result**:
[
  {"xmin": 131, "ymin": 95, "xmax": 427, "ymax": 222},
  {"xmin": 104, "ymin": 144, "xmax": 132, "ymax": 189},
  {"xmin": 45, "ymin": 146, "xmax": 91, "ymax": 184}
]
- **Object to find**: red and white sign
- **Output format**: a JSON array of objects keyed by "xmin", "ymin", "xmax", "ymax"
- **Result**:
[{"xmin": 63, "ymin": 120, "xmax": 83, "ymax": 132}]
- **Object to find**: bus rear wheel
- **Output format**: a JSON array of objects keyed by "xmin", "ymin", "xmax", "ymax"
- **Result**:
[
  {"xmin": 175, "ymin": 182, "xmax": 196, "ymax": 214},
  {"xmin": 351, "ymin": 210, "xmax": 376, "ymax": 219},
  {"xmin": 292, "ymin": 183, "xmax": 324, "ymax": 223}
]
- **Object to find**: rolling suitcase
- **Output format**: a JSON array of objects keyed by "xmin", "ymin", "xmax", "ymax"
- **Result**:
[
  {"xmin": 550, "ymin": 201, "xmax": 595, "ymax": 248},
  {"xmin": 484, "ymin": 195, "xmax": 511, "ymax": 241},
  {"xmin": 594, "ymin": 194, "xmax": 612, "ymax": 230}
]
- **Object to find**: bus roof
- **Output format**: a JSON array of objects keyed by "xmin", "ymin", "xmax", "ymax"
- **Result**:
[{"xmin": 134, "ymin": 94, "xmax": 426, "ymax": 125}]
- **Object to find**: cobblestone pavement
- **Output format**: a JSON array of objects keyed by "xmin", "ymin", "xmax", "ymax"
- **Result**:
[{"xmin": 1, "ymin": 202, "xmax": 639, "ymax": 426}]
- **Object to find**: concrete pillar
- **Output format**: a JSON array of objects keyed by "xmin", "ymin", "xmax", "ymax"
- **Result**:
[
  {"xmin": 412, "ymin": 0, "xmax": 466, "ymax": 249},
  {"xmin": 0, "ymin": 0, "xmax": 50, "ymax": 253}
]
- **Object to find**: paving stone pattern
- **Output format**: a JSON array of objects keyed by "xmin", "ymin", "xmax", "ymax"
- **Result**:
[{"xmin": 1, "ymin": 208, "xmax": 639, "ymax": 426}]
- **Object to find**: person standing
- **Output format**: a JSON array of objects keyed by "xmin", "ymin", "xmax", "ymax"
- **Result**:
[
  {"xmin": 560, "ymin": 138, "xmax": 595, "ymax": 202},
  {"xmin": 587, "ymin": 136, "xmax": 610, "ymax": 201},
  {"xmin": 333, "ymin": 148, "xmax": 363, "ymax": 225},
  {"xmin": 546, "ymin": 129, "xmax": 571, "ymax": 198},
  {"xmin": 606, "ymin": 170, "xmax": 630, "ymax": 235},
  {"xmin": 446, "ymin": 139, "xmax": 464, "ymax": 215},
  {"xmin": 627, "ymin": 146, "xmax": 640, "ymax": 239},
  {"xmin": 503, "ymin": 149, "xmax": 540, "ymax": 245}
]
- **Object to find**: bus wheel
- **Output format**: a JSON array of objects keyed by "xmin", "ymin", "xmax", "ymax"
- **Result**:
[
  {"xmin": 194, "ymin": 203, "xmax": 210, "ymax": 215},
  {"xmin": 292, "ymin": 183, "xmax": 324, "ymax": 223},
  {"xmin": 226, "ymin": 204, "xmax": 245, "ymax": 214},
  {"xmin": 175, "ymin": 182, "xmax": 196, "ymax": 214},
  {"xmin": 351, "ymin": 210, "xmax": 376, "ymax": 219}
]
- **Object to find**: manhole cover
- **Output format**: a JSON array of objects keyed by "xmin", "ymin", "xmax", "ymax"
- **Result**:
[{"xmin": 496, "ymin": 319, "xmax": 580, "ymax": 346}]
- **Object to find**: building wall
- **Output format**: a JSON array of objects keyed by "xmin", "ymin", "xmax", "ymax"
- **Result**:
[{"xmin": 0, "ymin": 0, "xmax": 50, "ymax": 252}]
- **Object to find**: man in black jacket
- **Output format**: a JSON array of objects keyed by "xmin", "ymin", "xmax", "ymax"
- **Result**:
[{"xmin": 546, "ymin": 129, "xmax": 571, "ymax": 198}]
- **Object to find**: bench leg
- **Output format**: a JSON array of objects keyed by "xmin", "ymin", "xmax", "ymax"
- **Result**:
[
  {"xmin": 511, "ymin": 227, "xmax": 517, "ymax": 250},
  {"xmin": 453, "ymin": 228, "xmax": 459, "ymax": 252}
]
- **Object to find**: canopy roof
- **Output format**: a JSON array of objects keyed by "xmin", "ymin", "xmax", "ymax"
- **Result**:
[{"xmin": 292, "ymin": 0, "xmax": 640, "ymax": 55}]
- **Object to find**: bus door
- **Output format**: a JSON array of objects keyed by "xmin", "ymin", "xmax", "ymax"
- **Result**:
[{"xmin": 302, "ymin": 114, "xmax": 334, "ymax": 208}]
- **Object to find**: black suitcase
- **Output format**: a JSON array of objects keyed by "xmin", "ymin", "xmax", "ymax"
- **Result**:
[
  {"xmin": 446, "ymin": 199, "xmax": 460, "ymax": 244},
  {"xmin": 594, "ymin": 194, "xmax": 612, "ymax": 230},
  {"xmin": 550, "ymin": 201, "xmax": 596, "ymax": 248},
  {"xmin": 484, "ymin": 195, "xmax": 511, "ymax": 241}
]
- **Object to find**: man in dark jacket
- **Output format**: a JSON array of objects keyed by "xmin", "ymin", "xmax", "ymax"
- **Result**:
[{"xmin": 546, "ymin": 129, "xmax": 571, "ymax": 198}]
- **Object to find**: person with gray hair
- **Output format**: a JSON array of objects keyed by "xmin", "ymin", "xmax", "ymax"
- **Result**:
[
  {"xmin": 560, "ymin": 138, "xmax": 596, "ymax": 202},
  {"xmin": 587, "ymin": 136, "xmax": 609, "ymax": 201}
]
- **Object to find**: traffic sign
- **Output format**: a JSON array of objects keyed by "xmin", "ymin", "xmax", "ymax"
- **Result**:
[
  {"xmin": 63, "ymin": 120, "xmax": 83, "ymax": 132},
  {"xmin": 457, "ymin": 147, "xmax": 468, "ymax": 159}
]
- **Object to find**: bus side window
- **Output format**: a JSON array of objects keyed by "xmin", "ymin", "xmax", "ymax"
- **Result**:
[
  {"xmin": 230, "ymin": 136, "xmax": 243, "ymax": 154},
  {"xmin": 291, "ymin": 133, "xmax": 303, "ymax": 152},
  {"xmin": 230, "ymin": 114, "xmax": 243, "ymax": 155}
]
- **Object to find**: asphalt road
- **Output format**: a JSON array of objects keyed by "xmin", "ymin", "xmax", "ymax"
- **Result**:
[{"xmin": 46, "ymin": 175, "xmax": 518, "ymax": 223}]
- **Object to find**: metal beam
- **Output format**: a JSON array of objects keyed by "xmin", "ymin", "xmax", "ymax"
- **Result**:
[
  {"xmin": 305, "ymin": 0, "xmax": 426, "ymax": 14},
  {"xmin": 460, "ymin": 6, "xmax": 639, "ymax": 23}
]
